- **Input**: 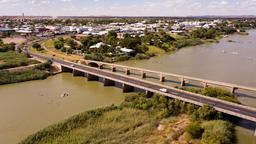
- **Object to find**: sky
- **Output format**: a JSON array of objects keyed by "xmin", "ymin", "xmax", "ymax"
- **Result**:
[{"xmin": 0, "ymin": 0, "xmax": 256, "ymax": 16}]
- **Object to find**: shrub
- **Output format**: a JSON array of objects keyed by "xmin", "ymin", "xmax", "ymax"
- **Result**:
[
  {"xmin": 201, "ymin": 120, "xmax": 234, "ymax": 144},
  {"xmin": 186, "ymin": 123, "xmax": 203, "ymax": 139},
  {"xmin": 192, "ymin": 106, "xmax": 218, "ymax": 121},
  {"xmin": 32, "ymin": 43, "xmax": 43, "ymax": 51},
  {"xmin": 0, "ymin": 70, "xmax": 49, "ymax": 85},
  {"xmin": 0, "ymin": 43, "xmax": 16, "ymax": 52},
  {"xmin": 134, "ymin": 53, "xmax": 150, "ymax": 60}
]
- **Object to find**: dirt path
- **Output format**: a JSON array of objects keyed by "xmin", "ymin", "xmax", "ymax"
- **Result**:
[
  {"xmin": 143, "ymin": 115, "xmax": 192, "ymax": 144},
  {"xmin": 0, "ymin": 60, "xmax": 5, "ymax": 65},
  {"xmin": 3, "ymin": 37, "xmax": 27, "ymax": 44}
]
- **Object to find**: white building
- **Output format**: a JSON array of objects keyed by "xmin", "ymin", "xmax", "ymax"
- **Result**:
[{"xmin": 89, "ymin": 42, "xmax": 106, "ymax": 49}]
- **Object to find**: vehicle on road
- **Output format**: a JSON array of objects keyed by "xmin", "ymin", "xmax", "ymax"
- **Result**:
[
  {"xmin": 160, "ymin": 88, "xmax": 168, "ymax": 93},
  {"xmin": 71, "ymin": 64, "xmax": 75, "ymax": 67}
]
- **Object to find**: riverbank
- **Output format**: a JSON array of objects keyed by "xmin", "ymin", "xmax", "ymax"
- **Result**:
[
  {"xmin": 0, "ymin": 51, "xmax": 39, "ymax": 70},
  {"xmin": 0, "ymin": 61, "xmax": 53, "ymax": 85},
  {"xmin": 20, "ymin": 93, "xmax": 235, "ymax": 144}
]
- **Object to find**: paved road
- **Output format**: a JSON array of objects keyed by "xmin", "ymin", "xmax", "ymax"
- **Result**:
[{"xmin": 30, "ymin": 53, "xmax": 256, "ymax": 122}]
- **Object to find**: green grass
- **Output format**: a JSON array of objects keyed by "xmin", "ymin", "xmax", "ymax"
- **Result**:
[
  {"xmin": 168, "ymin": 33, "xmax": 185, "ymax": 40},
  {"xmin": 0, "ymin": 61, "xmax": 52, "ymax": 85},
  {"xmin": 0, "ymin": 51, "xmax": 39, "ymax": 70},
  {"xmin": 0, "ymin": 69, "xmax": 49, "ymax": 85},
  {"xmin": 21, "ymin": 108, "xmax": 157, "ymax": 144},
  {"xmin": 43, "ymin": 39, "xmax": 55, "ymax": 48},
  {"xmin": 181, "ymin": 87, "xmax": 241, "ymax": 104},
  {"xmin": 146, "ymin": 46, "xmax": 165, "ymax": 56}
]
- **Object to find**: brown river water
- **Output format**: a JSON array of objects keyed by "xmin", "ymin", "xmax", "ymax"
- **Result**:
[{"xmin": 1, "ymin": 30, "xmax": 256, "ymax": 143}]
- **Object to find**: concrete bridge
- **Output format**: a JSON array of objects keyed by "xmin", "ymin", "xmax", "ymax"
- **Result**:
[
  {"xmin": 82, "ymin": 60, "xmax": 256, "ymax": 95},
  {"xmin": 30, "ymin": 53, "xmax": 256, "ymax": 124}
]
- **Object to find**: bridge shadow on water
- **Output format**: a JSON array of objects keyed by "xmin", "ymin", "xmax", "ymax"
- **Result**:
[
  {"xmin": 236, "ymin": 93, "xmax": 256, "ymax": 100},
  {"xmin": 233, "ymin": 118, "xmax": 256, "ymax": 131}
]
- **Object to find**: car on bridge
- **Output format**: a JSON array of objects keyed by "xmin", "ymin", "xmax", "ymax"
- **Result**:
[{"xmin": 160, "ymin": 88, "xmax": 168, "ymax": 93}]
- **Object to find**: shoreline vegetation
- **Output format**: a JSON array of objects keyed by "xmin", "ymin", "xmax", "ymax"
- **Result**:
[
  {"xmin": 0, "ymin": 61, "xmax": 52, "ymax": 85},
  {"xmin": 0, "ymin": 51, "xmax": 39, "ymax": 70},
  {"xmin": 20, "ymin": 93, "xmax": 236, "ymax": 144},
  {"xmin": 180, "ymin": 87, "xmax": 241, "ymax": 104}
]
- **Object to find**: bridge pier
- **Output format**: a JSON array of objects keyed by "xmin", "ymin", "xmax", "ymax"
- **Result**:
[
  {"xmin": 160, "ymin": 74, "xmax": 165, "ymax": 82},
  {"xmin": 73, "ymin": 69, "xmax": 85, "ymax": 77},
  {"xmin": 146, "ymin": 91, "xmax": 154, "ymax": 97},
  {"xmin": 231, "ymin": 87, "xmax": 238, "ymax": 94},
  {"xmin": 111, "ymin": 66, "xmax": 116, "ymax": 72},
  {"xmin": 61, "ymin": 66, "xmax": 73, "ymax": 72},
  {"xmin": 202, "ymin": 82, "xmax": 208, "ymax": 88},
  {"xmin": 122, "ymin": 84, "xmax": 134, "ymax": 93},
  {"xmin": 180, "ymin": 77, "xmax": 186, "ymax": 87},
  {"xmin": 87, "ymin": 74, "xmax": 99, "ymax": 81},
  {"xmin": 103, "ymin": 78, "xmax": 115, "ymax": 86},
  {"xmin": 141, "ymin": 71, "xmax": 146, "ymax": 79},
  {"xmin": 254, "ymin": 128, "xmax": 256, "ymax": 137},
  {"xmin": 99, "ymin": 64, "xmax": 103, "ymax": 69},
  {"xmin": 126, "ymin": 69, "xmax": 130, "ymax": 75}
]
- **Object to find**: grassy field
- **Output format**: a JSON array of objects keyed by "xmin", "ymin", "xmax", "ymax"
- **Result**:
[
  {"xmin": 146, "ymin": 46, "xmax": 165, "ymax": 56},
  {"xmin": 21, "ymin": 108, "xmax": 160, "ymax": 144},
  {"xmin": 0, "ymin": 69, "xmax": 49, "ymax": 85},
  {"xmin": 20, "ymin": 93, "xmax": 235, "ymax": 144},
  {"xmin": 0, "ymin": 51, "xmax": 39, "ymax": 70},
  {"xmin": 0, "ymin": 62, "xmax": 52, "ymax": 85},
  {"xmin": 36, "ymin": 39, "xmax": 83, "ymax": 62},
  {"xmin": 168, "ymin": 32, "xmax": 185, "ymax": 40}
]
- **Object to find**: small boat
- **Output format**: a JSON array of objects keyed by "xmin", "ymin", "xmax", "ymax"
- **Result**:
[
  {"xmin": 61, "ymin": 93, "xmax": 69, "ymax": 98},
  {"xmin": 231, "ymin": 52, "xmax": 239, "ymax": 55},
  {"xmin": 247, "ymin": 57, "xmax": 254, "ymax": 61},
  {"xmin": 222, "ymin": 50, "xmax": 227, "ymax": 53}
]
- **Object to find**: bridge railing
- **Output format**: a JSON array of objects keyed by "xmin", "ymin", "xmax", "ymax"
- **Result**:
[{"xmin": 84, "ymin": 60, "xmax": 256, "ymax": 94}]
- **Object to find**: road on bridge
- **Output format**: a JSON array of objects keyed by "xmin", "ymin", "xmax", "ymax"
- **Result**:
[{"xmin": 31, "ymin": 53, "xmax": 256, "ymax": 123}]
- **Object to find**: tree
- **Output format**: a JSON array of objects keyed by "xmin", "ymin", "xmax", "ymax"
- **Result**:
[
  {"xmin": 54, "ymin": 40, "xmax": 64, "ymax": 50},
  {"xmin": 32, "ymin": 43, "xmax": 41, "ymax": 49},
  {"xmin": 66, "ymin": 38, "xmax": 77, "ymax": 49},
  {"xmin": 105, "ymin": 31, "xmax": 118, "ymax": 47},
  {"xmin": 159, "ymin": 31, "xmax": 175, "ymax": 42},
  {"xmin": 66, "ymin": 48, "xmax": 73, "ymax": 54},
  {"xmin": 121, "ymin": 35, "xmax": 141, "ymax": 50},
  {"xmin": 57, "ymin": 37, "xmax": 65, "ymax": 43},
  {"xmin": 0, "ymin": 39, "xmax": 3, "ymax": 46},
  {"xmin": 32, "ymin": 43, "xmax": 42, "ymax": 51},
  {"xmin": 193, "ymin": 105, "xmax": 218, "ymax": 120},
  {"xmin": 107, "ymin": 31, "xmax": 117, "ymax": 39}
]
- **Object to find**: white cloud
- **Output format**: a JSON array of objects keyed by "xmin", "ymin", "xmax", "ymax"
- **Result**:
[{"xmin": 0, "ymin": 0, "xmax": 256, "ymax": 16}]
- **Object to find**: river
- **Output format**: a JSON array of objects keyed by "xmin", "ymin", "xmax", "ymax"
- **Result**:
[
  {"xmin": 1, "ymin": 30, "xmax": 256, "ymax": 143},
  {"xmin": 0, "ymin": 74, "xmax": 124, "ymax": 144}
]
